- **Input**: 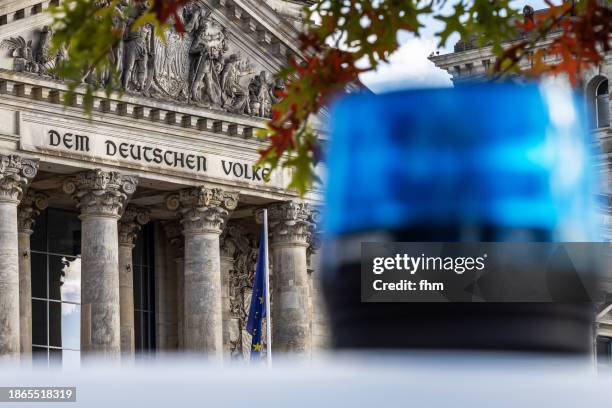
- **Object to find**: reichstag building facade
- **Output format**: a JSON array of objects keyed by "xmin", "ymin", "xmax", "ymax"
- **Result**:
[{"xmin": 0, "ymin": 0, "xmax": 328, "ymax": 366}]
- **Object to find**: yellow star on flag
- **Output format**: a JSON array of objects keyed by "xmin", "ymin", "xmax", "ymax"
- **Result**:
[{"xmin": 253, "ymin": 342, "xmax": 263, "ymax": 351}]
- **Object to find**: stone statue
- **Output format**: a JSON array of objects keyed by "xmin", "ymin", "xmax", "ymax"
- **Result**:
[
  {"xmin": 220, "ymin": 53, "xmax": 254, "ymax": 115},
  {"xmin": 249, "ymin": 71, "xmax": 278, "ymax": 118},
  {"xmin": 1, "ymin": 26, "xmax": 62, "ymax": 76},
  {"xmin": 0, "ymin": 36, "xmax": 34, "ymax": 73},
  {"xmin": 184, "ymin": 7, "xmax": 227, "ymax": 106},
  {"xmin": 100, "ymin": 0, "xmax": 129, "ymax": 87},
  {"xmin": 122, "ymin": 1, "xmax": 154, "ymax": 93}
]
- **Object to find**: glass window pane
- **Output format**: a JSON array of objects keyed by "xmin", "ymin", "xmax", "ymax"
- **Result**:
[
  {"xmin": 134, "ymin": 265, "xmax": 142, "ymax": 310},
  {"xmin": 597, "ymin": 95, "xmax": 609, "ymax": 128},
  {"xmin": 142, "ymin": 267, "xmax": 149, "ymax": 309},
  {"xmin": 47, "ymin": 209, "xmax": 81, "ymax": 256},
  {"xmin": 49, "ymin": 301, "xmax": 61, "ymax": 348},
  {"xmin": 32, "ymin": 346, "xmax": 48, "ymax": 367},
  {"xmin": 133, "ymin": 229, "xmax": 144, "ymax": 266},
  {"xmin": 49, "ymin": 255, "xmax": 81, "ymax": 303},
  {"xmin": 48, "ymin": 255, "xmax": 63, "ymax": 301},
  {"xmin": 31, "ymin": 252, "xmax": 47, "ymax": 299},
  {"xmin": 61, "ymin": 303, "xmax": 80, "ymax": 351},
  {"xmin": 142, "ymin": 225, "xmax": 151, "ymax": 266},
  {"xmin": 32, "ymin": 299, "xmax": 47, "ymax": 346},
  {"xmin": 49, "ymin": 302, "xmax": 80, "ymax": 350},
  {"xmin": 30, "ymin": 209, "xmax": 46, "ymax": 252}
]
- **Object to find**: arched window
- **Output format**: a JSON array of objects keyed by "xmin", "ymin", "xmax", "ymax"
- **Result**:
[{"xmin": 595, "ymin": 79, "xmax": 609, "ymax": 129}]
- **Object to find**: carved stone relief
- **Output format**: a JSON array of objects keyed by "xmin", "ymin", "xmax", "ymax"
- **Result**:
[
  {"xmin": 1, "ymin": 1, "xmax": 282, "ymax": 118},
  {"xmin": 221, "ymin": 221, "xmax": 272, "ymax": 360}
]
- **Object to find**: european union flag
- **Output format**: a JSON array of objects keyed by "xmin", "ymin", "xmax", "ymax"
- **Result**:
[{"xmin": 246, "ymin": 222, "xmax": 267, "ymax": 359}]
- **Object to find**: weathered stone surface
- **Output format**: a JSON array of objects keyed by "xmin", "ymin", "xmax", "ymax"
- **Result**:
[
  {"xmin": 17, "ymin": 189, "xmax": 48, "ymax": 361},
  {"xmin": 265, "ymin": 201, "xmax": 316, "ymax": 357},
  {"xmin": 167, "ymin": 187, "xmax": 239, "ymax": 359},
  {"xmin": 0, "ymin": 203, "xmax": 21, "ymax": 360},
  {"xmin": 0, "ymin": 155, "xmax": 38, "ymax": 204},
  {"xmin": 0, "ymin": 4, "xmax": 284, "ymax": 119},
  {"xmin": 0, "ymin": 154, "xmax": 38, "ymax": 360},
  {"xmin": 183, "ymin": 232, "xmax": 223, "ymax": 357},
  {"xmin": 118, "ymin": 205, "xmax": 149, "ymax": 356},
  {"xmin": 17, "ymin": 189, "xmax": 48, "ymax": 233},
  {"xmin": 63, "ymin": 169, "xmax": 138, "ymax": 218},
  {"xmin": 65, "ymin": 169, "xmax": 137, "ymax": 358}
]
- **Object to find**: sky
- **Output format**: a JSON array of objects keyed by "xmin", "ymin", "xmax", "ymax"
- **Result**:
[{"xmin": 359, "ymin": 1, "xmax": 557, "ymax": 93}]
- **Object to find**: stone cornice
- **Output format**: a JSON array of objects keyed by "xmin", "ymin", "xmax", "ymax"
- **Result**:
[{"xmin": 0, "ymin": 69, "xmax": 269, "ymax": 139}]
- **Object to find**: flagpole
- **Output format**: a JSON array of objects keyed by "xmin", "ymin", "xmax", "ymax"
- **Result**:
[{"xmin": 263, "ymin": 209, "xmax": 272, "ymax": 366}]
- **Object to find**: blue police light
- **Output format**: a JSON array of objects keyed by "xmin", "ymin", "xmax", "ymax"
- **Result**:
[{"xmin": 323, "ymin": 82, "xmax": 599, "ymax": 241}]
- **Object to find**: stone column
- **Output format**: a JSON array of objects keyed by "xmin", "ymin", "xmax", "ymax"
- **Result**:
[
  {"xmin": 17, "ymin": 189, "xmax": 48, "ymax": 361},
  {"xmin": 0, "ymin": 155, "xmax": 38, "ymax": 360},
  {"xmin": 163, "ymin": 221, "xmax": 184, "ymax": 349},
  {"xmin": 63, "ymin": 169, "xmax": 137, "ymax": 358},
  {"xmin": 266, "ymin": 202, "xmax": 316, "ymax": 357},
  {"xmin": 118, "ymin": 205, "xmax": 149, "ymax": 356},
  {"xmin": 166, "ymin": 187, "xmax": 238, "ymax": 359}
]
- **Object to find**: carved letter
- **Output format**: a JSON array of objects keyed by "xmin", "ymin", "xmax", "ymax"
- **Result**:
[
  {"xmin": 174, "ymin": 152, "xmax": 184, "ymax": 168},
  {"xmin": 153, "ymin": 148, "xmax": 162, "ymax": 164},
  {"xmin": 63, "ymin": 133, "xmax": 73, "ymax": 149},
  {"xmin": 186, "ymin": 154, "xmax": 195, "ymax": 170},
  {"xmin": 262, "ymin": 168, "xmax": 271, "ymax": 182},
  {"xmin": 221, "ymin": 160, "xmax": 232, "ymax": 175},
  {"xmin": 106, "ymin": 140, "xmax": 117, "ymax": 156},
  {"xmin": 232, "ymin": 163, "xmax": 244, "ymax": 178},
  {"xmin": 49, "ymin": 130, "xmax": 60, "ymax": 146},
  {"xmin": 143, "ymin": 147, "xmax": 152, "ymax": 162},
  {"xmin": 119, "ymin": 143, "xmax": 129, "ymax": 158},
  {"xmin": 197, "ymin": 156, "xmax": 207, "ymax": 172},
  {"xmin": 75, "ymin": 134, "xmax": 90, "ymax": 152},
  {"xmin": 244, "ymin": 164, "xmax": 252, "ymax": 180},
  {"xmin": 130, "ymin": 144, "xmax": 142, "ymax": 160},
  {"xmin": 164, "ymin": 151, "xmax": 174, "ymax": 166},
  {"xmin": 252, "ymin": 166, "xmax": 262, "ymax": 181}
]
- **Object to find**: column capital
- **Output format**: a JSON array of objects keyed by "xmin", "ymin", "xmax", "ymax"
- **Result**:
[
  {"xmin": 63, "ymin": 169, "xmax": 138, "ymax": 218},
  {"xmin": 162, "ymin": 220, "xmax": 185, "ymax": 255},
  {"xmin": 17, "ymin": 189, "xmax": 48, "ymax": 234},
  {"xmin": 262, "ymin": 201, "xmax": 319, "ymax": 246},
  {"xmin": 0, "ymin": 154, "xmax": 39, "ymax": 204},
  {"xmin": 166, "ymin": 187, "xmax": 239, "ymax": 235},
  {"xmin": 118, "ymin": 205, "xmax": 150, "ymax": 247}
]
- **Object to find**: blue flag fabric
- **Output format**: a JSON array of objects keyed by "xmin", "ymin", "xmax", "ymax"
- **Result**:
[{"xmin": 246, "ymin": 223, "xmax": 267, "ymax": 359}]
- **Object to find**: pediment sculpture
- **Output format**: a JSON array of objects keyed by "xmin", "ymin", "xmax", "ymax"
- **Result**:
[{"xmin": 1, "ymin": 1, "xmax": 285, "ymax": 119}]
